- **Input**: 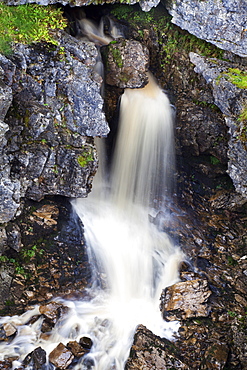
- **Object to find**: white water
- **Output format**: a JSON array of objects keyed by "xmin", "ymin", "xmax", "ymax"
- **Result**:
[{"xmin": 0, "ymin": 73, "xmax": 184, "ymax": 370}]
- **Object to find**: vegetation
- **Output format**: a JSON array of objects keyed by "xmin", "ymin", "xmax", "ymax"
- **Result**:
[
  {"xmin": 224, "ymin": 68, "xmax": 247, "ymax": 89},
  {"xmin": 77, "ymin": 147, "xmax": 94, "ymax": 167},
  {"xmin": 111, "ymin": 4, "xmax": 225, "ymax": 63},
  {"xmin": 0, "ymin": 3, "xmax": 67, "ymax": 55}
]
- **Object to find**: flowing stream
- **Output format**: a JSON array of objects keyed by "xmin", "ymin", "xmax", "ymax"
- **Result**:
[{"xmin": 0, "ymin": 73, "xmax": 184, "ymax": 370}]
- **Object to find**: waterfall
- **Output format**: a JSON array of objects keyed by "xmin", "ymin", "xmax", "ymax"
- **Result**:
[
  {"xmin": 70, "ymin": 73, "xmax": 184, "ymax": 368},
  {"xmin": 0, "ymin": 73, "xmax": 184, "ymax": 370}
]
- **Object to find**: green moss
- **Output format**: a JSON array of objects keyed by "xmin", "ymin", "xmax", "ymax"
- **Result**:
[
  {"xmin": 224, "ymin": 68, "xmax": 247, "ymax": 89},
  {"xmin": 210, "ymin": 156, "xmax": 220, "ymax": 165},
  {"xmin": 239, "ymin": 106, "xmax": 247, "ymax": 121},
  {"xmin": 0, "ymin": 3, "xmax": 67, "ymax": 55},
  {"xmin": 109, "ymin": 44, "xmax": 123, "ymax": 68},
  {"xmin": 111, "ymin": 4, "xmax": 225, "ymax": 64},
  {"xmin": 77, "ymin": 148, "xmax": 94, "ymax": 167}
]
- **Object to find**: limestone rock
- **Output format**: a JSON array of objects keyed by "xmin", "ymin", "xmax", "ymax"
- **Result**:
[
  {"xmin": 0, "ymin": 31, "xmax": 109, "ymax": 222},
  {"xmin": 104, "ymin": 39, "xmax": 149, "ymax": 88},
  {"xmin": 160, "ymin": 279, "xmax": 212, "ymax": 321},
  {"xmin": 49, "ymin": 342, "xmax": 74, "ymax": 369},
  {"xmin": 189, "ymin": 52, "xmax": 247, "ymax": 199},
  {"xmin": 125, "ymin": 325, "xmax": 189, "ymax": 369},
  {"xmin": 166, "ymin": 0, "xmax": 247, "ymax": 57},
  {"xmin": 2, "ymin": 0, "xmax": 158, "ymax": 13}
]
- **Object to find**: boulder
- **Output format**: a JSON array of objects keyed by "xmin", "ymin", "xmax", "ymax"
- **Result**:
[
  {"xmin": 160, "ymin": 279, "xmax": 212, "ymax": 321},
  {"xmin": 104, "ymin": 39, "xmax": 149, "ymax": 88}
]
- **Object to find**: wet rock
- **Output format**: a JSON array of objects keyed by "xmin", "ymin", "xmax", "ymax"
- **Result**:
[
  {"xmin": 3, "ymin": 323, "xmax": 17, "ymax": 337},
  {"xmin": 166, "ymin": 0, "xmax": 247, "ymax": 57},
  {"xmin": 0, "ymin": 360, "xmax": 12, "ymax": 370},
  {"xmin": 104, "ymin": 39, "xmax": 149, "ymax": 88},
  {"xmin": 160, "ymin": 279, "xmax": 212, "ymax": 321},
  {"xmin": 66, "ymin": 341, "xmax": 87, "ymax": 357},
  {"xmin": 39, "ymin": 301, "xmax": 67, "ymax": 322},
  {"xmin": 23, "ymin": 347, "xmax": 47, "ymax": 369},
  {"xmin": 79, "ymin": 336, "xmax": 93, "ymax": 350},
  {"xmin": 201, "ymin": 342, "xmax": 229, "ymax": 370},
  {"xmin": 49, "ymin": 342, "xmax": 74, "ymax": 369},
  {"xmin": 125, "ymin": 325, "xmax": 189, "ymax": 369}
]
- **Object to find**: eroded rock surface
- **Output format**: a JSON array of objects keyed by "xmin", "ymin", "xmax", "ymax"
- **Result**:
[
  {"xmin": 0, "ymin": 31, "xmax": 109, "ymax": 223},
  {"xmin": 166, "ymin": 0, "xmax": 247, "ymax": 57}
]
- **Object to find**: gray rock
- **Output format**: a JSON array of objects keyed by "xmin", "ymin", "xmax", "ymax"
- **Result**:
[
  {"xmin": 166, "ymin": 0, "xmax": 247, "ymax": 57},
  {"xmin": 2, "ymin": 0, "xmax": 157, "ymax": 12},
  {"xmin": 160, "ymin": 279, "xmax": 212, "ymax": 321},
  {"xmin": 104, "ymin": 39, "xmax": 149, "ymax": 88},
  {"xmin": 189, "ymin": 52, "xmax": 247, "ymax": 199},
  {"xmin": 0, "ymin": 30, "xmax": 109, "ymax": 221},
  {"xmin": 125, "ymin": 325, "xmax": 189, "ymax": 369}
]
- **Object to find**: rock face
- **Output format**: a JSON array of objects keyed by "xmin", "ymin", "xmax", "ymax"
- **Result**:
[
  {"xmin": 0, "ymin": 31, "xmax": 109, "ymax": 223},
  {"xmin": 166, "ymin": 0, "xmax": 247, "ymax": 57},
  {"xmin": 189, "ymin": 52, "xmax": 247, "ymax": 198},
  {"xmin": 104, "ymin": 39, "xmax": 149, "ymax": 88},
  {"xmin": 2, "ymin": 0, "xmax": 158, "ymax": 12}
]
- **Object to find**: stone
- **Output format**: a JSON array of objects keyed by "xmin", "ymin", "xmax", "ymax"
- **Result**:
[
  {"xmin": 104, "ymin": 39, "xmax": 149, "ymax": 88},
  {"xmin": 49, "ymin": 342, "xmax": 74, "ymax": 369},
  {"xmin": 79, "ymin": 336, "xmax": 93, "ymax": 350},
  {"xmin": 189, "ymin": 52, "xmax": 247, "ymax": 199},
  {"xmin": 39, "ymin": 301, "xmax": 66, "ymax": 322},
  {"xmin": 67, "ymin": 341, "xmax": 87, "ymax": 357},
  {"xmin": 166, "ymin": 0, "xmax": 247, "ymax": 57},
  {"xmin": 125, "ymin": 325, "xmax": 189, "ymax": 369},
  {"xmin": 160, "ymin": 279, "xmax": 212, "ymax": 321},
  {"xmin": 23, "ymin": 347, "xmax": 47, "ymax": 369},
  {"xmin": 3, "ymin": 323, "xmax": 17, "ymax": 337}
]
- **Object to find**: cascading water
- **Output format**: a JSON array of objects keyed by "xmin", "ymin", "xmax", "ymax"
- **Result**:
[{"xmin": 0, "ymin": 73, "xmax": 184, "ymax": 369}]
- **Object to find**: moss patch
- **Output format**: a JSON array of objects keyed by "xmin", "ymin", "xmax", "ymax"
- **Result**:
[
  {"xmin": 0, "ymin": 3, "xmax": 67, "ymax": 55},
  {"xmin": 224, "ymin": 68, "xmax": 247, "ymax": 89}
]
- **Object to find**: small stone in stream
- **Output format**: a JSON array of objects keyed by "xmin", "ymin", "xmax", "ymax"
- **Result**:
[
  {"xmin": 160, "ymin": 279, "xmax": 212, "ymax": 321},
  {"xmin": 67, "ymin": 341, "xmax": 87, "ymax": 357},
  {"xmin": 79, "ymin": 336, "xmax": 93, "ymax": 350},
  {"xmin": 0, "ymin": 360, "xmax": 12, "ymax": 369},
  {"xmin": 3, "ymin": 323, "xmax": 17, "ymax": 337},
  {"xmin": 39, "ymin": 302, "xmax": 66, "ymax": 322},
  {"xmin": 23, "ymin": 347, "xmax": 46, "ymax": 369},
  {"xmin": 32, "ymin": 347, "xmax": 47, "ymax": 369},
  {"xmin": 49, "ymin": 343, "xmax": 74, "ymax": 369},
  {"xmin": 41, "ymin": 319, "xmax": 54, "ymax": 333}
]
